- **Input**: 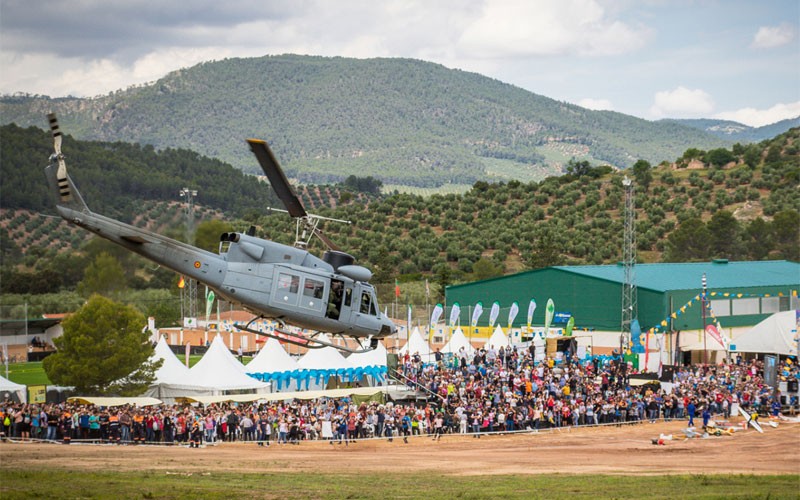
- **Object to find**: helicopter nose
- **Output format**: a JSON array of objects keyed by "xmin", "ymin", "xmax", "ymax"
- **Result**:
[{"xmin": 379, "ymin": 320, "xmax": 396, "ymax": 337}]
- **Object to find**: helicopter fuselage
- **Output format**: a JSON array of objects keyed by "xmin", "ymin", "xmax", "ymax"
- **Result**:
[{"xmin": 46, "ymin": 168, "xmax": 395, "ymax": 341}]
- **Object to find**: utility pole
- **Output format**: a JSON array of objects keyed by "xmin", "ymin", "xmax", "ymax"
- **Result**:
[
  {"xmin": 620, "ymin": 176, "xmax": 637, "ymax": 361},
  {"xmin": 180, "ymin": 187, "xmax": 198, "ymax": 323}
]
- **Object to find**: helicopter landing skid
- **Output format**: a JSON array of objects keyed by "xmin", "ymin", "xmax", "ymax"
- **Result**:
[{"xmin": 234, "ymin": 320, "xmax": 376, "ymax": 354}]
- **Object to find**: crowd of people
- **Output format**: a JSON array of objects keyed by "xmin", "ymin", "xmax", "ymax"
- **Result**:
[{"xmin": 1, "ymin": 346, "xmax": 796, "ymax": 446}]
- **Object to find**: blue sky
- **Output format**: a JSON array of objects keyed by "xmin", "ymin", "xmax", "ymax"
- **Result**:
[{"xmin": 1, "ymin": 0, "xmax": 798, "ymax": 126}]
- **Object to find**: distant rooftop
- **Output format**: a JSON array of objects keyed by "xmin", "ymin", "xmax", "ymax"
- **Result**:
[{"xmin": 554, "ymin": 260, "xmax": 799, "ymax": 292}]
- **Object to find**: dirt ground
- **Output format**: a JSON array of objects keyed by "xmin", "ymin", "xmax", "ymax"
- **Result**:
[{"xmin": 1, "ymin": 420, "xmax": 798, "ymax": 476}]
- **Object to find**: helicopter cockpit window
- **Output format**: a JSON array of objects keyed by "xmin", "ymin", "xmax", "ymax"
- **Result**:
[
  {"xmin": 277, "ymin": 273, "xmax": 299, "ymax": 294},
  {"xmin": 359, "ymin": 291, "xmax": 373, "ymax": 315}
]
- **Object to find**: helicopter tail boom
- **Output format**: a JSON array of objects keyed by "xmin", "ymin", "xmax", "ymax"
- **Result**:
[{"xmin": 44, "ymin": 114, "xmax": 226, "ymax": 289}]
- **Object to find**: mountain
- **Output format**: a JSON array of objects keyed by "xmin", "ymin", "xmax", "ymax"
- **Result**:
[
  {"xmin": 3, "ymin": 121, "xmax": 798, "ymax": 300},
  {"xmin": 667, "ymin": 117, "xmax": 800, "ymax": 142},
  {"xmin": 0, "ymin": 55, "xmax": 731, "ymax": 188}
]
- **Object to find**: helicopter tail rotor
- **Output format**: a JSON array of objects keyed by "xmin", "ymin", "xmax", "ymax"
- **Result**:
[{"xmin": 47, "ymin": 113, "xmax": 72, "ymax": 202}]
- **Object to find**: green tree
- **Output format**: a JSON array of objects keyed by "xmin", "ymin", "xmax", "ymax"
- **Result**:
[
  {"xmin": 705, "ymin": 148, "xmax": 735, "ymax": 168},
  {"xmin": 432, "ymin": 263, "xmax": 452, "ymax": 302},
  {"xmin": 706, "ymin": 210, "xmax": 743, "ymax": 259},
  {"xmin": 77, "ymin": 252, "xmax": 127, "ymax": 297},
  {"xmin": 470, "ymin": 257, "xmax": 504, "ymax": 281},
  {"xmin": 195, "ymin": 219, "xmax": 234, "ymax": 253},
  {"xmin": 43, "ymin": 295, "xmax": 161, "ymax": 395},
  {"xmin": 743, "ymin": 217, "xmax": 773, "ymax": 260},
  {"xmin": 664, "ymin": 218, "xmax": 711, "ymax": 262},
  {"xmin": 772, "ymin": 209, "xmax": 800, "ymax": 261},
  {"xmin": 525, "ymin": 229, "xmax": 565, "ymax": 269},
  {"xmin": 631, "ymin": 159, "xmax": 653, "ymax": 191}
]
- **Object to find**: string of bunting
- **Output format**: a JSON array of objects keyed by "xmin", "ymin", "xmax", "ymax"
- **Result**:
[{"xmin": 646, "ymin": 289, "xmax": 796, "ymax": 335}]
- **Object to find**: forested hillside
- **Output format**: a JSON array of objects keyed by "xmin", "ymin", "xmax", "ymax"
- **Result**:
[
  {"xmin": 1, "ymin": 55, "xmax": 734, "ymax": 187},
  {"xmin": 669, "ymin": 117, "xmax": 800, "ymax": 142},
  {"xmin": 0, "ymin": 123, "xmax": 282, "ymax": 219},
  {"xmin": 2, "ymin": 125, "xmax": 797, "ymax": 312}
]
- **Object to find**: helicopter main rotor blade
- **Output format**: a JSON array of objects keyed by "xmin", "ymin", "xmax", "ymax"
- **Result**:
[
  {"xmin": 314, "ymin": 228, "xmax": 340, "ymax": 252},
  {"xmin": 247, "ymin": 139, "xmax": 306, "ymax": 218}
]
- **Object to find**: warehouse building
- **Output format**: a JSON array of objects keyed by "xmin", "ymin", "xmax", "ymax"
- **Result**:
[{"xmin": 446, "ymin": 260, "xmax": 799, "ymax": 337}]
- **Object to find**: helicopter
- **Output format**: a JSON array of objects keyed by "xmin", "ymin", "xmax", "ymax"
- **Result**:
[{"xmin": 43, "ymin": 113, "xmax": 396, "ymax": 353}]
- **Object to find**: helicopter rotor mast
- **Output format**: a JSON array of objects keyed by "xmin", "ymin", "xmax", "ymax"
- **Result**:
[
  {"xmin": 266, "ymin": 206, "xmax": 350, "ymax": 250},
  {"xmin": 248, "ymin": 139, "xmax": 350, "ymax": 250}
]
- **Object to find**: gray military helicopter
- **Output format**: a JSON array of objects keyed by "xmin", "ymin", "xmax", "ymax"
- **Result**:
[{"xmin": 44, "ymin": 113, "xmax": 395, "ymax": 352}]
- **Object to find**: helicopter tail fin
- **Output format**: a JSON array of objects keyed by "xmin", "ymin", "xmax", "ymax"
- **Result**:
[{"xmin": 45, "ymin": 113, "xmax": 90, "ymax": 215}]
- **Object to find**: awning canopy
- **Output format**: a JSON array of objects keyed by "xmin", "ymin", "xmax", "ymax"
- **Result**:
[
  {"xmin": 67, "ymin": 396, "xmax": 163, "ymax": 407},
  {"xmin": 175, "ymin": 386, "xmax": 390, "ymax": 405}
]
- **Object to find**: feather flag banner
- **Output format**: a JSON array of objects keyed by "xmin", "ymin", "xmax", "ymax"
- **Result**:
[
  {"xmin": 205, "ymin": 290, "xmax": 215, "ymax": 319},
  {"xmin": 430, "ymin": 303, "xmax": 444, "ymax": 327},
  {"xmin": 489, "ymin": 301, "xmax": 500, "ymax": 328},
  {"xmin": 565, "ymin": 316, "xmax": 575, "ymax": 337},
  {"xmin": 705, "ymin": 323, "xmax": 726, "ymax": 348},
  {"xmin": 544, "ymin": 298, "xmax": 555, "ymax": 335},
  {"xmin": 407, "ymin": 304, "xmax": 412, "ymax": 332},
  {"xmin": 507, "ymin": 302, "xmax": 519, "ymax": 329},
  {"xmin": 471, "ymin": 302, "xmax": 483, "ymax": 327},
  {"xmin": 449, "ymin": 302, "xmax": 461, "ymax": 327},
  {"xmin": 630, "ymin": 319, "xmax": 644, "ymax": 353},
  {"xmin": 527, "ymin": 299, "xmax": 537, "ymax": 328}
]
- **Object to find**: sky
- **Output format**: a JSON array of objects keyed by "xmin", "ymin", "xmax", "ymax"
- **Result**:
[{"xmin": 1, "ymin": 0, "xmax": 798, "ymax": 127}]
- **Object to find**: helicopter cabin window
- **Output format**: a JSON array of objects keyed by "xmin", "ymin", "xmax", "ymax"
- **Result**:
[
  {"xmin": 277, "ymin": 273, "xmax": 300, "ymax": 294},
  {"xmin": 343, "ymin": 287, "xmax": 352, "ymax": 307},
  {"xmin": 301, "ymin": 278, "xmax": 325, "ymax": 311}
]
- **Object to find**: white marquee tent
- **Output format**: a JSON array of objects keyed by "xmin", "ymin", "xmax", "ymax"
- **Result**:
[
  {"xmin": 0, "ymin": 374, "xmax": 26, "ymax": 403},
  {"xmin": 296, "ymin": 334, "xmax": 355, "ymax": 390},
  {"xmin": 347, "ymin": 339, "xmax": 389, "ymax": 384},
  {"xmin": 143, "ymin": 336, "xmax": 212, "ymax": 401},
  {"xmin": 441, "ymin": 327, "xmax": 476, "ymax": 355},
  {"xmin": 245, "ymin": 338, "xmax": 299, "ymax": 391},
  {"xmin": 246, "ymin": 338, "xmax": 299, "ymax": 373},
  {"xmin": 398, "ymin": 327, "xmax": 433, "ymax": 361},
  {"xmin": 187, "ymin": 334, "xmax": 269, "ymax": 393},
  {"xmin": 730, "ymin": 310, "xmax": 798, "ymax": 356},
  {"xmin": 484, "ymin": 325, "xmax": 511, "ymax": 349}
]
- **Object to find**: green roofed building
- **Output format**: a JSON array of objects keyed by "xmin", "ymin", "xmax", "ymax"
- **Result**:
[{"xmin": 445, "ymin": 260, "xmax": 799, "ymax": 334}]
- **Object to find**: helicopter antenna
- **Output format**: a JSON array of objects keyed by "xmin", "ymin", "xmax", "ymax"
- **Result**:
[{"xmin": 247, "ymin": 139, "xmax": 351, "ymax": 250}]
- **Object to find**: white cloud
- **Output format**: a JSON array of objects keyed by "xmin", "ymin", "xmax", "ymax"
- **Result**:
[
  {"xmin": 751, "ymin": 23, "xmax": 795, "ymax": 49},
  {"xmin": 457, "ymin": 0, "xmax": 650, "ymax": 58},
  {"xmin": 713, "ymin": 101, "xmax": 800, "ymax": 127},
  {"xmin": 578, "ymin": 98, "xmax": 614, "ymax": 111},
  {"xmin": 649, "ymin": 86, "xmax": 714, "ymax": 119}
]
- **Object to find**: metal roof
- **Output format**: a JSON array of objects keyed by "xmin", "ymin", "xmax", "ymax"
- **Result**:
[
  {"xmin": 552, "ymin": 260, "xmax": 799, "ymax": 292},
  {"xmin": 0, "ymin": 317, "xmax": 63, "ymax": 335}
]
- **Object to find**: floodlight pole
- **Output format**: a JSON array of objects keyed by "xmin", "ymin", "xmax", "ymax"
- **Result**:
[
  {"xmin": 620, "ymin": 176, "xmax": 637, "ymax": 364},
  {"xmin": 702, "ymin": 273, "xmax": 708, "ymax": 365},
  {"xmin": 180, "ymin": 187, "xmax": 198, "ymax": 322}
]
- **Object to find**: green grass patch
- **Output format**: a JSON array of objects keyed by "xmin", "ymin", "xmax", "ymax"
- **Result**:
[
  {"xmin": 482, "ymin": 157, "xmax": 554, "ymax": 184},
  {"xmin": 0, "ymin": 470, "xmax": 796, "ymax": 499},
  {"xmin": 5, "ymin": 361, "xmax": 50, "ymax": 386},
  {"xmin": 383, "ymin": 184, "xmax": 473, "ymax": 197}
]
